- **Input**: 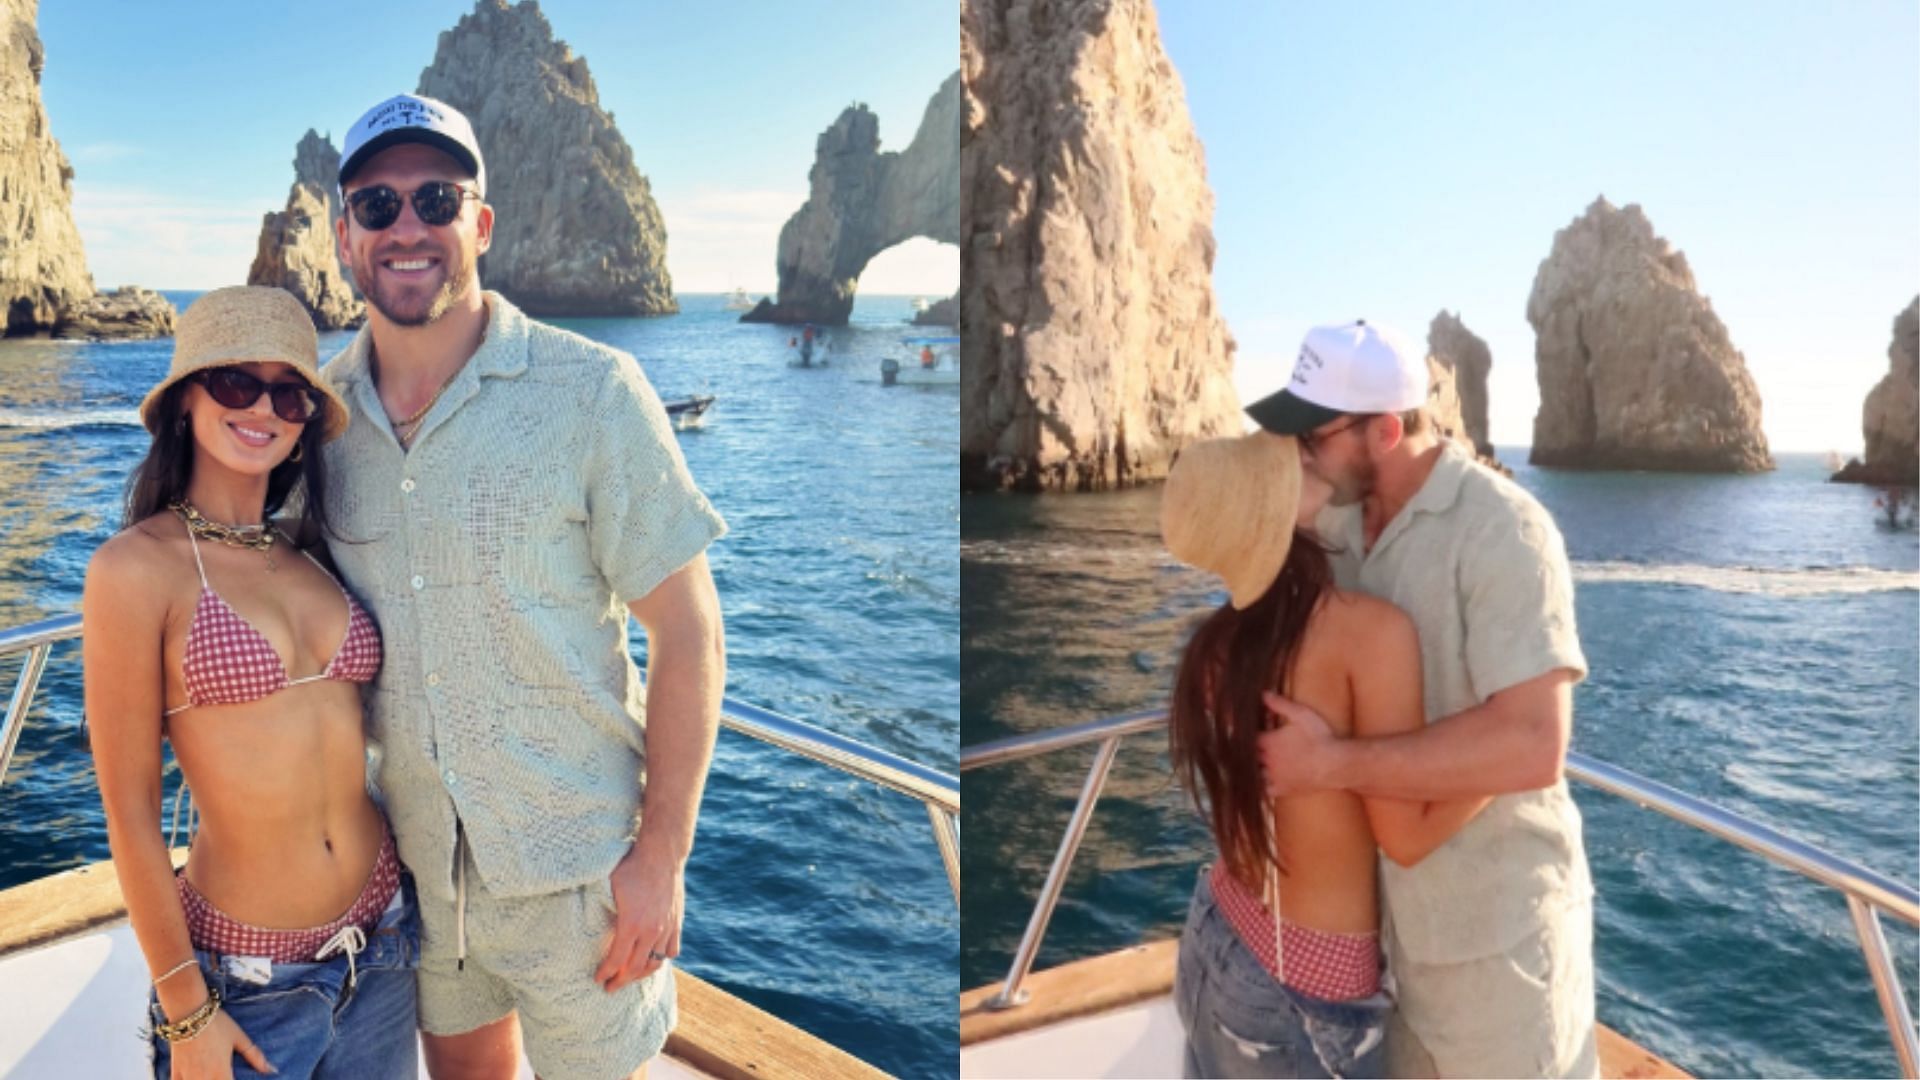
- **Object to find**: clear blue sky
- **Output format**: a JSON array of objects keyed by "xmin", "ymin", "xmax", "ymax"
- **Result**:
[
  {"xmin": 1158, "ymin": 1, "xmax": 1919, "ymax": 452},
  {"xmin": 38, "ymin": 0, "xmax": 958, "ymax": 297}
]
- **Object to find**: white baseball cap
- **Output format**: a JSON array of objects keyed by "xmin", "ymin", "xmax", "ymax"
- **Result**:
[
  {"xmin": 1245, "ymin": 320, "xmax": 1427, "ymax": 435},
  {"xmin": 338, "ymin": 94, "xmax": 486, "ymax": 195}
]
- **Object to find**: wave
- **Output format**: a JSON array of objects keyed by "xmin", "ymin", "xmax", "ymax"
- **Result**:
[
  {"xmin": 0, "ymin": 407, "xmax": 142, "ymax": 432},
  {"xmin": 1574, "ymin": 561, "xmax": 1919, "ymax": 597}
]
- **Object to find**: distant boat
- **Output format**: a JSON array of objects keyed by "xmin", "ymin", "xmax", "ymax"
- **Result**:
[
  {"xmin": 662, "ymin": 394, "xmax": 715, "ymax": 430},
  {"xmin": 724, "ymin": 288, "xmax": 755, "ymax": 311},
  {"xmin": 910, "ymin": 296, "xmax": 931, "ymax": 314},
  {"xmin": 884, "ymin": 336, "xmax": 960, "ymax": 387}
]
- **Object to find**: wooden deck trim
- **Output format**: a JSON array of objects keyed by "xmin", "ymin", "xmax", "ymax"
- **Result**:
[
  {"xmin": 961, "ymin": 940, "xmax": 1690, "ymax": 1079},
  {"xmin": 0, "ymin": 857, "xmax": 889, "ymax": 1080}
]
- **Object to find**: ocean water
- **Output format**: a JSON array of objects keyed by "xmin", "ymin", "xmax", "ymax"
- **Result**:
[
  {"xmin": 0, "ymin": 292, "xmax": 958, "ymax": 1079},
  {"xmin": 960, "ymin": 451, "xmax": 1919, "ymax": 1079}
]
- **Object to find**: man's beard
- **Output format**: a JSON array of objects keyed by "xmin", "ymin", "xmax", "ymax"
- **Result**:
[
  {"xmin": 1318, "ymin": 456, "xmax": 1377, "ymax": 507},
  {"xmin": 353, "ymin": 248, "xmax": 476, "ymax": 328}
]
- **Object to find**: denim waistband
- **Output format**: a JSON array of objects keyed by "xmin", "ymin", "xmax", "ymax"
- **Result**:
[{"xmin": 1187, "ymin": 869, "xmax": 1394, "ymax": 1027}]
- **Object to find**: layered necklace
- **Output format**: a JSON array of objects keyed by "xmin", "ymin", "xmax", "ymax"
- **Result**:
[{"xmin": 169, "ymin": 499, "xmax": 279, "ymax": 572}]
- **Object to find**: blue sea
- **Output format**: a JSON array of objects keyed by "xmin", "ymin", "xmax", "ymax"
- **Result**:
[
  {"xmin": 961, "ymin": 451, "xmax": 1919, "ymax": 1079},
  {"xmin": 0, "ymin": 292, "xmax": 958, "ymax": 1079}
]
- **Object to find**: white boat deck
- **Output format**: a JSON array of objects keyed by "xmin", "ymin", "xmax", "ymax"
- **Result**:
[
  {"xmin": 960, "ymin": 995, "xmax": 1184, "ymax": 1079},
  {"xmin": 0, "ymin": 922, "xmax": 712, "ymax": 1079}
]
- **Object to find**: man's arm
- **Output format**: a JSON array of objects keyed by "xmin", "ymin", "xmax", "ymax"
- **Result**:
[
  {"xmin": 1260, "ymin": 667, "xmax": 1576, "ymax": 802},
  {"xmin": 595, "ymin": 554, "xmax": 725, "ymax": 993}
]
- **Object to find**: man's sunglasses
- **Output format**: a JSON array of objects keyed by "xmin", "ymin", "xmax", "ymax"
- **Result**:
[
  {"xmin": 1299, "ymin": 414, "xmax": 1374, "ymax": 455},
  {"xmin": 345, "ymin": 181, "xmax": 481, "ymax": 230},
  {"xmin": 193, "ymin": 368, "xmax": 325, "ymax": 425}
]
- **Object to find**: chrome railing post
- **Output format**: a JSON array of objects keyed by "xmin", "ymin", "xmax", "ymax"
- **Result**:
[
  {"xmin": 986, "ymin": 735, "xmax": 1122, "ymax": 1011},
  {"xmin": 929, "ymin": 804, "xmax": 960, "ymax": 903},
  {"xmin": 1846, "ymin": 895, "xmax": 1920, "ymax": 1079},
  {"xmin": 0, "ymin": 642, "xmax": 54, "ymax": 789}
]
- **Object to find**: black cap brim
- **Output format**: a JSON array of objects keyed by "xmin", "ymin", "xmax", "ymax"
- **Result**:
[
  {"xmin": 1245, "ymin": 389, "xmax": 1350, "ymax": 435},
  {"xmin": 339, "ymin": 129, "xmax": 481, "ymax": 189}
]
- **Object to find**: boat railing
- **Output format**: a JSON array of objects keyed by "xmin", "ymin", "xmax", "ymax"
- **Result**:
[
  {"xmin": 960, "ymin": 709, "xmax": 1920, "ymax": 1078},
  {"xmin": 0, "ymin": 614, "xmax": 959, "ymax": 905}
]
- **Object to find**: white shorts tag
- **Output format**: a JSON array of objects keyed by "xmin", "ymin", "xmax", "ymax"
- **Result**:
[{"xmin": 222, "ymin": 956, "xmax": 273, "ymax": 985}]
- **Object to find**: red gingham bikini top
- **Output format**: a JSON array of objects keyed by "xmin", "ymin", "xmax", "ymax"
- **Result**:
[{"xmin": 162, "ymin": 529, "xmax": 382, "ymax": 717}]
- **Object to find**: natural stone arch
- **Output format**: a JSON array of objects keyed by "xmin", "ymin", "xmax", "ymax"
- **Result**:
[{"xmin": 742, "ymin": 71, "xmax": 959, "ymax": 326}]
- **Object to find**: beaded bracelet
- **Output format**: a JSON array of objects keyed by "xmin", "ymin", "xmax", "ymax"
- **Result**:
[{"xmin": 154, "ymin": 986, "xmax": 222, "ymax": 1043}]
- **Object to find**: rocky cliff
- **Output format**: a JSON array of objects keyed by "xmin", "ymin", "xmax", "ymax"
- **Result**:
[
  {"xmin": 417, "ymin": 0, "xmax": 674, "ymax": 316},
  {"xmin": 0, "ymin": 0, "xmax": 93, "ymax": 334},
  {"xmin": 1527, "ymin": 197, "xmax": 1771, "ymax": 472},
  {"xmin": 52, "ymin": 285, "xmax": 173, "ymax": 339},
  {"xmin": 959, "ymin": 0, "xmax": 1239, "ymax": 491},
  {"xmin": 1428, "ymin": 310, "xmax": 1493, "ymax": 458},
  {"xmin": 912, "ymin": 294, "xmax": 956, "ymax": 326},
  {"xmin": 248, "ymin": 131, "xmax": 362, "ymax": 330},
  {"xmin": 1832, "ymin": 296, "xmax": 1919, "ymax": 486},
  {"xmin": 741, "ymin": 71, "xmax": 961, "ymax": 327}
]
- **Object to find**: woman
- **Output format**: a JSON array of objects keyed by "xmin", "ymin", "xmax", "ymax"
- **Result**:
[
  {"xmin": 1160, "ymin": 432, "xmax": 1487, "ymax": 1079},
  {"xmin": 82, "ymin": 286, "xmax": 416, "ymax": 1079}
]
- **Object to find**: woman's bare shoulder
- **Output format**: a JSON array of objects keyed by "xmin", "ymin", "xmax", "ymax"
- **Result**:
[
  {"xmin": 86, "ymin": 516, "xmax": 184, "ymax": 592},
  {"xmin": 1316, "ymin": 587, "xmax": 1415, "ymax": 643}
]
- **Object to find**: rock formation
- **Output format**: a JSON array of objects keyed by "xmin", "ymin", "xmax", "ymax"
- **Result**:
[
  {"xmin": 417, "ymin": 0, "xmax": 674, "ymax": 315},
  {"xmin": 741, "ymin": 71, "xmax": 961, "ymax": 327},
  {"xmin": 1831, "ymin": 296, "xmax": 1919, "ymax": 486},
  {"xmin": 912, "ymin": 295, "xmax": 956, "ymax": 326},
  {"xmin": 959, "ymin": 0, "xmax": 1239, "ymax": 491},
  {"xmin": 248, "ymin": 131, "xmax": 363, "ymax": 330},
  {"xmin": 1527, "ymin": 197, "xmax": 1771, "ymax": 472},
  {"xmin": 1428, "ymin": 311, "xmax": 1493, "ymax": 458},
  {"xmin": 0, "ymin": 0, "xmax": 94, "ymax": 334},
  {"xmin": 52, "ymin": 286, "xmax": 173, "ymax": 339}
]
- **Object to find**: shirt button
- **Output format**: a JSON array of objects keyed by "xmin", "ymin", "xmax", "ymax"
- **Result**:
[
  {"xmin": 445, "ymin": 770, "xmax": 457, "ymax": 786},
  {"xmin": 401, "ymin": 478, "xmax": 415, "ymax": 493},
  {"xmin": 411, "ymin": 575, "xmax": 425, "ymax": 590},
  {"xmin": 427, "ymin": 672, "xmax": 441, "ymax": 687}
]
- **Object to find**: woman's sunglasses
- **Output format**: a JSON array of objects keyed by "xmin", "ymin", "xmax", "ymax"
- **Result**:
[
  {"xmin": 345, "ymin": 181, "xmax": 481, "ymax": 230},
  {"xmin": 192, "ymin": 368, "xmax": 324, "ymax": 425}
]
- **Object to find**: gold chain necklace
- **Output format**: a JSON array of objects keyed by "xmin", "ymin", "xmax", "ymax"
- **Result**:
[
  {"xmin": 169, "ymin": 500, "xmax": 278, "ymax": 571},
  {"xmin": 386, "ymin": 360, "xmax": 467, "ymax": 448}
]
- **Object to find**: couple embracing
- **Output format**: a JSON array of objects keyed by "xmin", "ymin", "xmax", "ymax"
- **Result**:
[
  {"xmin": 84, "ymin": 94, "xmax": 726, "ymax": 1080},
  {"xmin": 1163, "ymin": 322, "xmax": 1598, "ymax": 1079}
]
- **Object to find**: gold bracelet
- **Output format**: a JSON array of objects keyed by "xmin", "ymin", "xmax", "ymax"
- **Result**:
[
  {"xmin": 153, "ymin": 958, "xmax": 199, "ymax": 986},
  {"xmin": 154, "ymin": 986, "xmax": 222, "ymax": 1043}
]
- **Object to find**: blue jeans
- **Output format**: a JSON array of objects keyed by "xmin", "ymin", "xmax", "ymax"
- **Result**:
[
  {"xmin": 147, "ymin": 875, "xmax": 421, "ymax": 1079},
  {"xmin": 1175, "ymin": 870, "xmax": 1393, "ymax": 1079}
]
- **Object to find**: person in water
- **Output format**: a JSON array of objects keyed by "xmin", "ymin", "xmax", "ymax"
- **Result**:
[
  {"xmin": 85, "ymin": 285, "xmax": 418, "ymax": 1079},
  {"xmin": 1161, "ymin": 430, "xmax": 1490, "ymax": 1079},
  {"xmin": 1250, "ymin": 320, "xmax": 1594, "ymax": 1078}
]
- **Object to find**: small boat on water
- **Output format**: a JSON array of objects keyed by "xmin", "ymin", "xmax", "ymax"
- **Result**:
[
  {"xmin": 910, "ymin": 297, "xmax": 931, "ymax": 314},
  {"xmin": 723, "ymin": 288, "xmax": 755, "ymax": 312},
  {"xmin": 0, "ymin": 615, "xmax": 959, "ymax": 1079},
  {"xmin": 957, "ymin": 709, "xmax": 1920, "ymax": 1079},
  {"xmin": 883, "ymin": 337, "xmax": 960, "ymax": 387},
  {"xmin": 663, "ymin": 394, "xmax": 715, "ymax": 430}
]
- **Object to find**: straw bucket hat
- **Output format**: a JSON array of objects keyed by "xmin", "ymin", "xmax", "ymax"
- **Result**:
[
  {"xmin": 1160, "ymin": 432, "xmax": 1302, "ymax": 609},
  {"xmin": 138, "ymin": 286, "xmax": 349, "ymax": 443}
]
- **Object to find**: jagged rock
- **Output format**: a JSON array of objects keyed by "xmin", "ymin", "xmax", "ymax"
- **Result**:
[
  {"xmin": 912, "ymin": 295, "xmax": 956, "ymax": 326},
  {"xmin": 52, "ymin": 286, "xmax": 174, "ymax": 340},
  {"xmin": 1527, "ymin": 197, "xmax": 1771, "ymax": 472},
  {"xmin": 416, "ymin": 0, "xmax": 674, "ymax": 316},
  {"xmin": 959, "ymin": 0, "xmax": 1239, "ymax": 492},
  {"xmin": 741, "ymin": 72, "xmax": 961, "ymax": 327},
  {"xmin": 1832, "ymin": 296, "xmax": 1919, "ymax": 486},
  {"xmin": 0, "ymin": 0, "xmax": 93, "ymax": 335},
  {"xmin": 249, "ymin": 132, "xmax": 363, "ymax": 330},
  {"xmin": 1429, "ymin": 311, "xmax": 1493, "ymax": 458}
]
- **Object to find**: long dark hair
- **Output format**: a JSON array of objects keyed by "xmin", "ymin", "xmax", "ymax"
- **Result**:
[
  {"xmin": 1168, "ymin": 529, "xmax": 1333, "ymax": 889},
  {"xmin": 123, "ymin": 378, "xmax": 338, "ymax": 549}
]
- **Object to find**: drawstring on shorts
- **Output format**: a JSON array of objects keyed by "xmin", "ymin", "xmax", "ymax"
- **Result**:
[
  {"xmin": 455, "ymin": 821, "xmax": 468, "ymax": 971},
  {"xmin": 316, "ymin": 924, "xmax": 368, "ymax": 993}
]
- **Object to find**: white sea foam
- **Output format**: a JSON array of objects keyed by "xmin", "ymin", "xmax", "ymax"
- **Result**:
[
  {"xmin": 1573, "ymin": 560, "xmax": 1918, "ymax": 597},
  {"xmin": 0, "ymin": 407, "xmax": 142, "ymax": 431}
]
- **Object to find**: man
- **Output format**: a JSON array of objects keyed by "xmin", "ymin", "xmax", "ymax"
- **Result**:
[
  {"xmin": 320, "ymin": 93, "xmax": 727, "ymax": 1080},
  {"xmin": 1248, "ymin": 320, "xmax": 1596, "ymax": 1079}
]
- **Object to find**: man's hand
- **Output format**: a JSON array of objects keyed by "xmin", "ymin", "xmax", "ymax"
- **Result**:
[
  {"xmin": 1257, "ymin": 691, "xmax": 1344, "ymax": 798},
  {"xmin": 595, "ymin": 841, "xmax": 684, "ymax": 993}
]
